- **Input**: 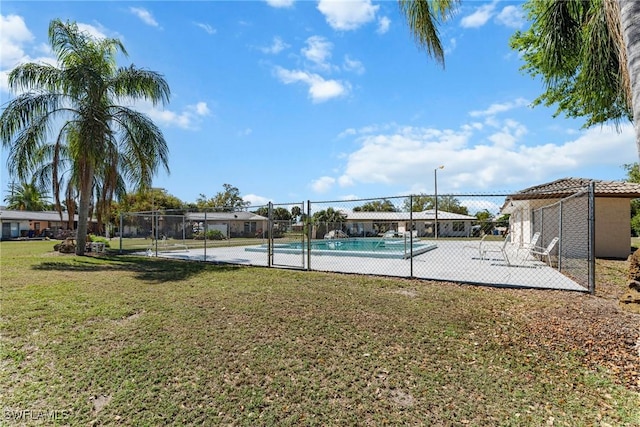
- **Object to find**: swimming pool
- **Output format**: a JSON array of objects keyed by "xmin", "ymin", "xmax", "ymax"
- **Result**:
[{"xmin": 245, "ymin": 238, "xmax": 437, "ymax": 259}]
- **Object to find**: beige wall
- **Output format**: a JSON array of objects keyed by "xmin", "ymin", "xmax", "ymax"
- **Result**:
[
  {"xmin": 508, "ymin": 197, "xmax": 632, "ymax": 259},
  {"xmin": 595, "ymin": 198, "xmax": 631, "ymax": 259}
]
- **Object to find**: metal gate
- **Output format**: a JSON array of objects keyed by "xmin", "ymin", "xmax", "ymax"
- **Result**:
[{"xmin": 267, "ymin": 202, "xmax": 306, "ymax": 269}]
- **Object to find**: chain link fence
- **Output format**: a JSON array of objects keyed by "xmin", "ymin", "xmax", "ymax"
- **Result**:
[{"xmin": 119, "ymin": 186, "xmax": 595, "ymax": 293}]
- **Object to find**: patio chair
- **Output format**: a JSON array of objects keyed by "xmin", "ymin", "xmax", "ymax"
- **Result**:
[
  {"xmin": 517, "ymin": 231, "xmax": 541, "ymax": 261},
  {"xmin": 529, "ymin": 237, "xmax": 559, "ymax": 266},
  {"xmin": 463, "ymin": 234, "xmax": 489, "ymax": 259},
  {"xmin": 481, "ymin": 233, "xmax": 512, "ymax": 265}
]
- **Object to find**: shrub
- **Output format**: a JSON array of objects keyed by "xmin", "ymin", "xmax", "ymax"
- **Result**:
[
  {"xmin": 88, "ymin": 234, "xmax": 110, "ymax": 248},
  {"xmin": 193, "ymin": 230, "xmax": 225, "ymax": 240},
  {"xmin": 631, "ymin": 214, "xmax": 640, "ymax": 237}
]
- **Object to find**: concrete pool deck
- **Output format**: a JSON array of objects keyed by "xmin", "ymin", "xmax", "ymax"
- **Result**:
[{"xmin": 144, "ymin": 239, "xmax": 589, "ymax": 293}]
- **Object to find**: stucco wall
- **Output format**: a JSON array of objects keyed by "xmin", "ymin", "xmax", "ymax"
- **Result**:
[
  {"xmin": 595, "ymin": 198, "xmax": 631, "ymax": 258},
  {"xmin": 509, "ymin": 197, "xmax": 632, "ymax": 259}
]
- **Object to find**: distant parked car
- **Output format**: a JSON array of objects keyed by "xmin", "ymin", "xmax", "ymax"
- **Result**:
[{"xmin": 324, "ymin": 229, "xmax": 348, "ymax": 239}]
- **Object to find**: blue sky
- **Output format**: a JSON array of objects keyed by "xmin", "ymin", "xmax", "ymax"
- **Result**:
[{"xmin": 1, "ymin": 0, "xmax": 637, "ymax": 207}]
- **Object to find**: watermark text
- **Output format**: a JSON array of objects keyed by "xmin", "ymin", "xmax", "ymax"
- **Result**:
[{"xmin": 4, "ymin": 408, "xmax": 71, "ymax": 422}]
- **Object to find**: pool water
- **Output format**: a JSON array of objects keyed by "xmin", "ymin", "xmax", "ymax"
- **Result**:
[{"xmin": 245, "ymin": 238, "xmax": 437, "ymax": 259}]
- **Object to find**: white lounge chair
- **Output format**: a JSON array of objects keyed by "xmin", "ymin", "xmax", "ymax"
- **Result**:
[
  {"xmin": 530, "ymin": 237, "xmax": 559, "ymax": 266},
  {"xmin": 463, "ymin": 234, "xmax": 489, "ymax": 259},
  {"xmin": 481, "ymin": 233, "xmax": 512, "ymax": 265},
  {"xmin": 518, "ymin": 231, "xmax": 541, "ymax": 262}
]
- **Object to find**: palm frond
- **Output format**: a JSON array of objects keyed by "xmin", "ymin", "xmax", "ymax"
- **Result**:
[
  {"xmin": 0, "ymin": 92, "xmax": 71, "ymax": 145},
  {"xmin": 110, "ymin": 66, "xmax": 171, "ymax": 106},
  {"xmin": 8, "ymin": 63, "xmax": 65, "ymax": 93},
  {"xmin": 398, "ymin": 0, "xmax": 459, "ymax": 67}
]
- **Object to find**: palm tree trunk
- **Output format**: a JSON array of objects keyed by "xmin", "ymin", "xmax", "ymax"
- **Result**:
[
  {"xmin": 619, "ymin": 0, "xmax": 640, "ymax": 160},
  {"xmin": 75, "ymin": 166, "xmax": 94, "ymax": 255},
  {"xmin": 65, "ymin": 185, "xmax": 76, "ymax": 231}
]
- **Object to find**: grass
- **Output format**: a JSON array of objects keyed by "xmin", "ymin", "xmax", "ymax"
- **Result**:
[{"xmin": 1, "ymin": 240, "xmax": 639, "ymax": 426}]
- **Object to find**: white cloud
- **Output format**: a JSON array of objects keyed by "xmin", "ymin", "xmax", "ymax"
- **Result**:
[
  {"xmin": 260, "ymin": 36, "xmax": 289, "ymax": 54},
  {"xmin": 343, "ymin": 55, "xmax": 365, "ymax": 74},
  {"xmin": 444, "ymin": 37, "xmax": 457, "ymax": 56},
  {"xmin": 377, "ymin": 16, "xmax": 390, "ymax": 34},
  {"xmin": 337, "ymin": 126, "xmax": 473, "ymax": 187},
  {"xmin": 77, "ymin": 23, "xmax": 109, "ymax": 40},
  {"xmin": 195, "ymin": 22, "xmax": 216, "ymax": 35},
  {"xmin": 311, "ymin": 176, "xmax": 336, "ymax": 193},
  {"xmin": 329, "ymin": 121, "xmax": 636, "ymax": 194},
  {"xmin": 469, "ymin": 98, "xmax": 529, "ymax": 117},
  {"xmin": 130, "ymin": 7, "xmax": 160, "ymax": 28},
  {"xmin": 0, "ymin": 15, "xmax": 58, "ymax": 94},
  {"xmin": 460, "ymin": 2, "xmax": 497, "ymax": 29},
  {"xmin": 238, "ymin": 128, "xmax": 253, "ymax": 137},
  {"xmin": 302, "ymin": 36, "xmax": 333, "ymax": 69},
  {"xmin": 461, "ymin": 2, "xmax": 524, "ymax": 30},
  {"xmin": 496, "ymin": 5, "xmax": 525, "ymax": 29},
  {"xmin": 0, "ymin": 14, "xmax": 34, "ymax": 69},
  {"xmin": 191, "ymin": 102, "xmax": 210, "ymax": 116},
  {"xmin": 486, "ymin": 119, "xmax": 527, "ymax": 149},
  {"xmin": 265, "ymin": 0, "xmax": 295, "ymax": 8},
  {"xmin": 317, "ymin": 0, "xmax": 378, "ymax": 31},
  {"xmin": 459, "ymin": 199, "xmax": 502, "ymax": 216},
  {"xmin": 243, "ymin": 194, "xmax": 270, "ymax": 205},
  {"xmin": 274, "ymin": 66, "xmax": 349, "ymax": 103},
  {"xmin": 140, "ymin": 101, "xmax": 211, "ymax": 130}
]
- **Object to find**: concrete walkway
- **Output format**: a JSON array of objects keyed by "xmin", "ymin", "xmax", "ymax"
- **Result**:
[{"xmin": 146, "ymin": 239, "xmax": 589, "ymax": 293}]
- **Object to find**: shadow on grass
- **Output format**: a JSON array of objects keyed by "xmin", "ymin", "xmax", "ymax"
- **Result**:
[{"xmin": 32, "ymin": 254, "xmax": 241, "ymax": 283}]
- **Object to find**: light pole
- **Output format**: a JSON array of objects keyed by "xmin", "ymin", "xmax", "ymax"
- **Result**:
[{"xmin": 434, "ymin": 165, "xmax": 444, "ymax": 239}]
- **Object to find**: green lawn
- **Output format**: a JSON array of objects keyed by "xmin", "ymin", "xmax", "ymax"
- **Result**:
[{"xmin": 1, "ymin": 240, "xmax": 638, "ymax": 425}]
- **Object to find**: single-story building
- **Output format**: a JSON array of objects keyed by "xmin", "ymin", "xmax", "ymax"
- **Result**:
[
  {"xmin": 340, "ymin": 209, "xmax": 477, "ymax": 238},
  {"xmin": 501, "ymin": 178, "xmax": 640, "ymax": 259},
  {"xmin": 185, "ymin": 211, "xmax": 269, "ymax": 238},
  {"xmin": 0, "ymin": 209, "xmax": 97, "ymax": 240}
]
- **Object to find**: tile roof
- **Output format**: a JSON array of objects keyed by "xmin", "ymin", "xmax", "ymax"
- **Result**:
[
  {"xmin": 343, "ymin": 210, "xmax": 476, "ymax": 221},
  {"xmin": 509, "ymin": 177, "xmax": 640, "ymax": 199}
]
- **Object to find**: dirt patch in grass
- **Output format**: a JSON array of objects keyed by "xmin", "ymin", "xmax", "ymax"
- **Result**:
[
  {"xmin": 391, "ymin": 288, "xmax": 419, "ymax": 298},
  {"xmin": 91, "ymin": 394, "xmax": 112, "ymax": 414},
  {"xmin": 498, "ymin": 258, "xmax": 640, "ymax": 392}
]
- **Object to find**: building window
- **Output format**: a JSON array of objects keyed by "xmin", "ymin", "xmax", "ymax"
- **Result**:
[
  {"xmin": 244, "ymin": 222, "xmax": 257, "ymax": 234},
  {"xmin": 452, "ymin": 221, "xmax": 465, "ymax": 232},
  {"xmin": 34, "ymin": 222, "xmax": 40, "ymax": 230}
]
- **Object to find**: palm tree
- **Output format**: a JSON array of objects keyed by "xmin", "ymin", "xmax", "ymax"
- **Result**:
[
  {"xmin": 313, "ymin": 207, "xmax": 347, "ymax": 238},
  {"xmin": 401, "ymin": 0, "xmax": 640, "ymax": 159},
  {"xmin": 511, "ymin": 0, "xmax": 631, "ymax": 130},
  {"xmin": 0, "ymin": 19, "xmax": 170, "ymax": 254},
  {"xmin": 4, "ymin": 180, "xmax": 50, "ymax": 211},
  {"xmin": 619, "ymin": 0, "xmax": 640, "ymax": 159}
]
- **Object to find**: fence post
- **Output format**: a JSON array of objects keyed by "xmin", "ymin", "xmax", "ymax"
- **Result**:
[
  {"xmin": 589, "ymin": 181, "xmax": 596, "ymax": 294},
  {"xmin": 410, "ymin": 195, "xmax": 413, "ymax": 278},
  {"xmin": 268, "ymin": 202, "xmax": 273, "ymax": 267},
  {"xmin": 204, "ymin": 210, "xmax": 207, "ymax": 261},
  {"xmin": 558, "ymin": 200, "xmax": 563, "ymax": 271},
  {"xmin": 307, "ymin": 200, "xmax": 311, "ymax": 271},
  {"xmin": 119, "ymin": 213, "xmax": 123, "ymax": 254},
  {"xmin": 300, "ymin": 201, "xmax": 305, "ymax": 269}
]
